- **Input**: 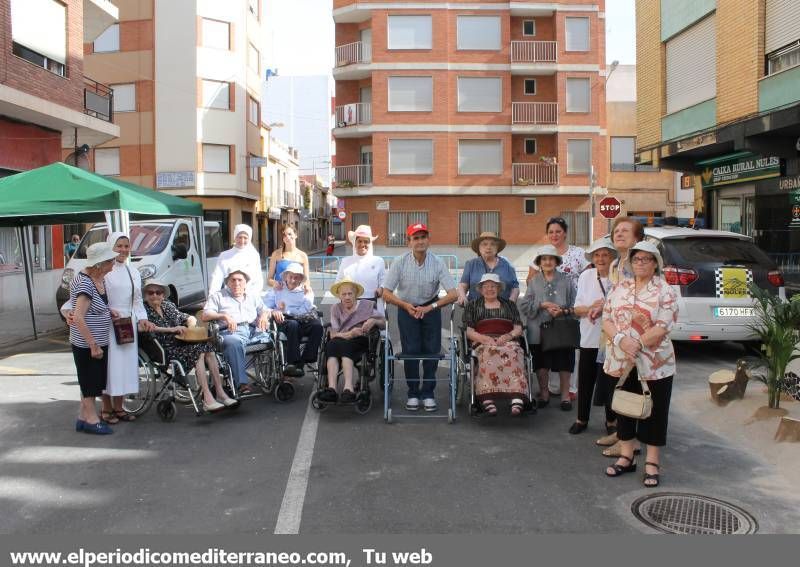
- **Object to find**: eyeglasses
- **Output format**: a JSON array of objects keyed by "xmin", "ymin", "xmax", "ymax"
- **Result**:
[
  {"xmin": 146, "ymin": 289, "xmax": 164, "ymax": 295},
  {"xmin": 547, "ymin": 217, "xmax": 565, "ymax": 224},
  {"xmin": 71, "ymin": 238, "xmax": 80, "ymax": 242},
  {"xmin": 631, "ymin": 256, "xmax": 655, "ymax": 264}
]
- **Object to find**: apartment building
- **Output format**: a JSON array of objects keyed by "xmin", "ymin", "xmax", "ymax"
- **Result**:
[
  {"xmin": 635, "ymin": 1, "xmax": 800, "ymax": 276},
  {"xmin": 0, "ymin": 0, "xmax": 119, "ymax": 308},
  {"xmin": 332, "ymin": 0, "xmax": 608, "ymax": 263},
  {"xmin": 605, "ymin": 64, "xmax": 689, "ymax": 226},
  {"xmin": 83, "ymin": 0, "xmax": 265, "ymax": 246},
  {"xmin": 260, "ymin": 128, "xmax": 302, "ymax": 254}
]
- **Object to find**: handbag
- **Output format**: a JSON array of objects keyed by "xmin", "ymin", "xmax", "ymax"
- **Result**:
[
  {"xmin": 112, "ymin": 265, "xmax": 136, "ymax": 345},
  {"xmin": 611, "ymin": 364, "xmax": 652, "ymax": 419},
  {"xmin": 540, "ymin": 315, "xmax": 580, "ymax": 352}
]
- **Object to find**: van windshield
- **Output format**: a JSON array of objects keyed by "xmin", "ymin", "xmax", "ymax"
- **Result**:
[{"xmin": 74, "ymin": 225, "xmax": 173, "ymax": 259}]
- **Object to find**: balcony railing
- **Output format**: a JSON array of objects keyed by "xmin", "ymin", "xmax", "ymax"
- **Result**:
[
  {"xmin": 83, "ymin": 76, "xmax": 113, "ymax": 122},
  {"xmin": 512, "ymin": 102, "xmax": 558, "ymax": 124},
  {"xmin": 512, "ymin": 163, "xmax": 558, "ymax": 185},
  {"xmin": 335, "ymin": 102, "xmax": 372, "ymax": 127},
  {"xmin": 511, "ymin": 41, "xmax": 557, "ymax": 63},
  {"xmin": 335, "ymin": 164, "xmax": 373, "ymax": 187},
  {"xmin": 334, "ymin": 41, "xmax": 370, "ymax": 67}
]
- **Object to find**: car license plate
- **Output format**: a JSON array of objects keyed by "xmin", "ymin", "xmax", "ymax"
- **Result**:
[{"xmin": 713, "ymin": 307, "xmax": 754, "ymax": 317}]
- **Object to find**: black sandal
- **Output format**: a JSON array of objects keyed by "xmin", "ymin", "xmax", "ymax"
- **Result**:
[
  {"xmin": 568, "ymin": 421, "xmax": 588, "ymax": 434},
  {"xmin": 481, "ymin": 400, "xmax": 498, "ymax": 416},
  {"xmin": 605, "ymin": 455, "xmax": 637, "ymax": 477},
  {"xmin": 606, "ymin": 422, "xmax": 618, "ymax": 435},
  {"xmin": 114, "ymin": 410, "xmax": 136, "ymax": 422},
  {"xmin": 536, "ymin": 397, "xmax": 550, "ymax": 409},
  {"xmin": 643, "ymin": 462, "xmax": 660, "ymax": 487},
  {"xmin": 100, "ymin": 410, "xmax": 119, "ymax": 424}
]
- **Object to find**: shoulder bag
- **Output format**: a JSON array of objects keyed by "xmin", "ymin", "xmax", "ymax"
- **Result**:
[
  {"xmin": 611, "ymin": 363, "xmax": 652, "ymax": 419},
  {"xmin": 112, "ymin": 266, "xmax": 136, "ymax": 345}
]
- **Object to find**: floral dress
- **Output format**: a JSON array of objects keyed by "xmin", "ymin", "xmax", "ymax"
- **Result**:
[{"xmin": 144, "ymin": 300, "xmax": 213, "ymax": 372}]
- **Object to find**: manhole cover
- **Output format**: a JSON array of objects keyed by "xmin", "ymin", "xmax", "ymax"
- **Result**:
[{"xmin": 632, "ymin": 493, "xmax": 758, "ymax": 534}]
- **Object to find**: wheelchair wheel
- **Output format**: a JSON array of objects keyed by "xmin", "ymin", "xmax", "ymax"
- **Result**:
[
  {"xmin": 386, "ymin": 407, "xmax": 392, "ymax": 424},
  {"xmin": 310, "ymin": 391, "xmax": 328, "ymax": 411},
  {"xmin": 448, "ymin": 408, "xmax": 455, "ymax": 424},
  {"xmin": 156, "ymin": 400, "xmax": 177, "ymax": 422},
  {"xmin": 255, "ymin": 352, "xmax": 277, "ymax": 395},
  {"xmin": 378, "ymin": 340, "xmax": 393, "ymax": 391},
  {"xmin": 274, "ymin": 381, "xmax": 295, "ymax": 403},
  {"xmin": 124, "ymin": 351, "xmax": 157, "ymax": 416},
  {"xmin": 354, "ymin": 391, "xmax": 372, "ymax": 415}
]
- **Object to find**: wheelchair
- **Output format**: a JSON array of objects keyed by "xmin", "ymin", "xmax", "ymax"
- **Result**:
[
  {"xmin": 454, "ymin": 311, "xmax": 536, "ymax": 419},
  {"xmin": 310, "ymin": 325, "xmax": 385, "ymax": 414}
]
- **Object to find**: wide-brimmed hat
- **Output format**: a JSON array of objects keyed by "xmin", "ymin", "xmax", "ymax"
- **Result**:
[
  {"xmin": 348, "ymin": 225, "xmax": 378, "ymax": 245},
  {"xmin": 584, "ymin": 237, "xmax": 618, "ymax": 262},
  {"xmin": 470, "ymin": 231, "xmax": 506, "ymax": 255},
  {"xmin": 86, "ymin": 242, "xmax": 119, "ymax": 267},
  {"xmin": 280, "ymin": 262, "xmax": 306, "ymax": 283},
  {"xmin": 330, "ymin": 278, "xmax": 364, "ymax": 299},
  {"xmin": 629, "ymin": 241, "xmax": 664, "ymax": 274},
  {"xmin": 476, "ymin": 272, "xmax": 505, "ymax": 292},
  {"xmin": 142, "ymin": 278, "xmax": 171, "ymax": 298},
  {"xmin": 533, "ymin": 244, "xmax": 562, "ymax": 267},
  {"xmin": 225, "ymin": 267, "xmax": 251, "ymax": 282}
]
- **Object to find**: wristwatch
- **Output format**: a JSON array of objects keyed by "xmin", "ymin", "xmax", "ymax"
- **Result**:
[{"xmin": 431, "ymin": 302, "xmax": 439, "ymax": 310}]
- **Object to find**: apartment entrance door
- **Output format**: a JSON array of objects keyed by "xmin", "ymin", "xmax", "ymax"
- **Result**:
[{"xmin": 360, "ymin": 145, "xmax": 373, "ymax": 186}]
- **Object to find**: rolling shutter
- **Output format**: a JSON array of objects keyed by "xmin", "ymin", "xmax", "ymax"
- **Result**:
[
  {"xmin": 766, "ymin": 0, "xmax": 800, "ymax": 54},
  {"xmin": 666, "ymin": 14, "xmax": 716, "ymax": 114}
]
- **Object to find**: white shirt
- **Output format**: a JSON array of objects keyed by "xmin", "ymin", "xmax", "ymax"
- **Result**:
[
  {"xmin": 209, "ymin": 245, "xmax": 264, "ymax": 295},
  {"xmin": 336, "ymin": 255, "xmax": 385, "ymax": 299},
  {"xmin": 575, "ymin": 268, "xmax": 611, "ymax": 349}
]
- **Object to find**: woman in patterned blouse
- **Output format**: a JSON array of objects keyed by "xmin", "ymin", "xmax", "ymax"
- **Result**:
[{"xmin": 601, "ymin": 241, "xmax": 678, "ymax": 488}]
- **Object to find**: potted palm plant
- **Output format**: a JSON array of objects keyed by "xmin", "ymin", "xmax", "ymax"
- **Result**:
[{"xmin": 748, "ymin": 284, "xmax": 800, "ymax": 409}]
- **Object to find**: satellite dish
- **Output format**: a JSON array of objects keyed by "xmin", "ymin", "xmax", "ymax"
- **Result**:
[{"xmin": 64, "ymin": 144, "xmax": 90, "ymax": 170}]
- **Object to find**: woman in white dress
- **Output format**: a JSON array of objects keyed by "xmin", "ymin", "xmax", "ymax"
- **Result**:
[
  {"xmin": 100, "ymin": 232, "xmax": 154, "ymax": 423},
  {"xmin": 335, "ymin": 225, "xmax": 385, "ymax": 300},
  {"xmin": 209, "ymin": 224, "xmax": 264, "ymax": 294}
]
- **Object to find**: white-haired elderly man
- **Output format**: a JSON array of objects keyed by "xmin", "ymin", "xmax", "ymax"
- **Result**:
[
  {"xmin": 263, "ymin": 262, "xmax": 322, "ymax": 377},
  {"xmin": 202, "ymin": 267, "xmax": 271, "ymax": 395}
]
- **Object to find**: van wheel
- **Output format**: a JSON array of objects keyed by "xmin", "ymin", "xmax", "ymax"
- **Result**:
[{"xmin": 740, "ymin": 341, "xmax": 762, "ymax": 355}]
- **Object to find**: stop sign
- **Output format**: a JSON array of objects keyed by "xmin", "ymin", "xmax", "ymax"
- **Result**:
[{"xmin": 599, "ymin": 196, "xmax": 622, "ymax": 219}]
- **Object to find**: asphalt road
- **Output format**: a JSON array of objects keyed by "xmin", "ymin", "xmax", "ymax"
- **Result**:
[{"xmin": 0, "ymin": 307, "xmax": 798, "ymax": 535}]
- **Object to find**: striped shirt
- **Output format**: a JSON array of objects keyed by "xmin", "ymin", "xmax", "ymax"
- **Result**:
[
  {"xmin": 383, "ymin": 251, "xmax": 456, "ymax": 305},
  {"xmin": 69, "ymin": 272, "xmax": 111, "ymax": 348}
]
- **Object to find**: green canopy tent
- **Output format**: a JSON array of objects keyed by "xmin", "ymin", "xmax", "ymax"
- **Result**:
[{"xmin": 0, "ymin": 162, "xmax": 206, "ymax": 338}]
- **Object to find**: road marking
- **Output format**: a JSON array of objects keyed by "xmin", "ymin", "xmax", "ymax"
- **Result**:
[{"xmin": 274, "ymin": 397, "xmax": 319, "ymax": 534}]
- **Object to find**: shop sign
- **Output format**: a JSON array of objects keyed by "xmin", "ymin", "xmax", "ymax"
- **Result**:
[
  {"xmin": 791, "ymin": 204, "xmax": 800, "ymax": 228},
  {"xmin": 700, "ymin": 156, "xmax": 781, "ymax": 188},
  {"xmin": 156, "ymin": 171, "xmax": 195, "ymax": 188},
  {"xmin": 778, "ymin": 175, "xmax": 800, "ymax": 192},
  {"xmin": 376, "ymin": 200, "xmax": 390, "ymax": 210}
]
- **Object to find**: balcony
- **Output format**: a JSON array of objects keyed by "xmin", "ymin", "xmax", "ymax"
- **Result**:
[
  {"xmin": 83, "ymin": 77, "xmax": 113, "ymax": 123},
  {"xmin": 333, "ymin": 41, "xmax": 372, "ymax": 80},
  {"xmin": 335, "ymin": 165, "xmax": 373, "ymax": 188},
  {"xmin": 512, "ymin": 163, "xmax": 558, "ymax": 186},
  {"xmin": 334, "ymin": 102, "xmax": 372, "ymax": 128},
  {"xmin": 83, "ymin": 0, "xmax": 119, "ymax": 43},
  {"xmin": 511, "ymin": 41, "xmax": 557, "ymax": 63},
  {"xmin": 512, "ymin": 102, "xmax": 558, "ymax": 125}
]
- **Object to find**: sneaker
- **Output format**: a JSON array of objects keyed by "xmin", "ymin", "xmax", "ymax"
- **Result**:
[
  {"xmin": 283, "ymin": 364, "xmax": 305, "ymax": 378},
  {"xmin": 405, "ymin": 397, "xmax": 420, "ymax": 411},
  {"xmin": 423, "ymin": 398, "xmax": 437, "ymax": 412}
]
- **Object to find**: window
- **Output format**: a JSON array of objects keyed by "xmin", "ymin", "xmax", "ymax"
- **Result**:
[
  {"xmin": 524, "ymin": 79, "xmax": 536, "ymax": 95},
  {"xmin": 567, "ymin": 139, "xmax": 591, "ymax": 174},
  {"xmin": 204, "ymin": 210, "xmax": 230, "ymax": 249},
  {"xmin": 202, "ymin": 79, "xmax": 230, "ymax": 110},
  {"xmin": 459, "ymin": 211, "xmax": 500, "ymax": 246},
  {"xmin": 248, "ymin": 43, "xmax": 260, "ymax": 73},
  {"xmin": 387, "ymin": 211, "xmax": 428, "ymax": 246},
  {"xmin": 768, "ymin": 41, "xmax": 800, "ymax": 75},
  {"xmin": 387, "ymin": 15, "xmax": 432, "ymax": 50},
  {"xmin": 565, "ymin": 17, "xmax": 590, "ymax": 51},
  {"xmin": 389, "ymin": 139, "xmax": 433, "ymax": 174},
  {"xmin": 665, "ymin": 15, "xmax": 716, "ymax": 114},
  {"xmin": 202, "ymin": 18, "xmax": 230, "ymax": 50},
  {"xmin": 248, "ymin": 96, "xmax": 260, "ymax": 124},
  {"xmin": 112, "ymin": 84, "xmax": 136, "ymax": 113},
  {"xmin": 248, "ymin": 154, "xmax": 260, "ymax": 182},
  {"xmin": 94, "ymin": 148, "xmax": 120, "ymax": 176},
  {"xmin": 524, "ymin": 139, "xmax": 537, "ymax": 155},
  {"xmin": 351, "ymin": 213, "xmax": 369, "ymax": 231},
  {"xmin": 566, "ymin": 78, "xmax": 591, "ymax": 112},
  {"xmin": 202, "ymin": 144, "xmax": 231, "ymax": 173},
  {"xmin": 524, "ymin": 198, "xmax": 537, "ymax": 215},
  {"xmin": 560, "ymin": 211, "xmax": 590, "ymax": 246},
  {"xmin": 11, "ymin": 0, "xmax": 67, "ymax": 75},
  {"xmin": 388, "ymin": 76, "xmax": 433, "ymax": 111},
  {"xmin": 523, "ymin": 20, "xmax": 536, "ymax": 37},
  {"xmin": 93, "ymin": 23, "xmax": 119, "ymax": 53},
  {"xmin": 611, "ymin": 137, "xmax": 635, "ymax": 171},
  {"xmin": 457, "ymin": 16, "xmax": 501, "ymax": 50},
  {"xmin": 458, "ymin": 140, "xmax": 502, "ymax": 175},
  {"xmin": 457, "ymin": 77, "xmax": 502, "ymax": 112},
  {"xmin": 765, "ymin": 1, "xmax": 800, "ymax": 61}
]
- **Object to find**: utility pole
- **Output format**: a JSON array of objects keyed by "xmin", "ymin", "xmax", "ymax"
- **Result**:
[{"xmin": 589, "ymin": 165, "xmax": 598, "ymax": 240}]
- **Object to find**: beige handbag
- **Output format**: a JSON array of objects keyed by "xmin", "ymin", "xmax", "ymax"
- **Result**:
[{"xmin": 611, "ymin": 363, "xmax": 652, "ymax": 419}]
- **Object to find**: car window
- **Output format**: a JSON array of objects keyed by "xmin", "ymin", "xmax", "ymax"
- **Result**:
[
  {"xmin": 204, "ymin": 224, "xmax": 224, "ymax": 258},
  {"xmin": 663, "ymin": 237, "xmax": 772, "ymax": 265},
  {"xmin": 174, "ymin": 223, "xmax": 191, "ymax": 250}
]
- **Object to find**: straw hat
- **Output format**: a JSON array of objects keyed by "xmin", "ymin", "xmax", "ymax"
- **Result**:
[
  {"xmin": 330, "ymin": 278, "xmax": 364, "ymax": 299},
  {"xmin": 532, "ymin": 244, "xmax": 563, "ymax": 267},
  {"xmin": 584, "ymin": 237, "xmax": 618, "ymax": 263},
  {"xmin": 347, "ymin": 225, "xmax": 378, "ymax": 244},
  {"xmin": 476, "ymin": 272, "xmax": 505, "ymax": 292},
  {"xmin": 142, "ymin": 278, "xmax": 171, "ymax": 298},
  {"xmin": 630, "ymin": 241, "xmax": 664, "ymax": 274},
  {"xmin": 281, "ymin": 262, "xmax": 306, "ymax": 283},
  {"xmin": 178, "ymin": 326, "xmax": 209, "ymax": 342},
  {"xmin": 85, "ymin": 242, "xmax": 119, "ymax": 267},
  {"xmin": 470, "ymin": 231, "xmax": 507, "ymax": 254}
]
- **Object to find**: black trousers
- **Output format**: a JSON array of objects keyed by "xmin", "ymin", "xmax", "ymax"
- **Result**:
[
  {"xmin": 577, "ymin": 347, "xmax": 618, "ymax": 424},
  {"xmin": 616, "ymin": 372, "xmax": 673, "ymax": 447}
]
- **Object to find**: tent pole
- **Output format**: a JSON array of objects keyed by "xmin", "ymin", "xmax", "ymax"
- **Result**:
[
  {"xmin": 17, "ymin": 226, "xmax": 38, "ymax": 340},
  {"xmin": 194, "ymin": 216, "xmax": 208, "ymax": 299}
]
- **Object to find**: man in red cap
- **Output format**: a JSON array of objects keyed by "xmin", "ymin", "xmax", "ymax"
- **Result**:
[{"xmin": 381, "ymin": 223, "xmax": 457, "ymax": 411}]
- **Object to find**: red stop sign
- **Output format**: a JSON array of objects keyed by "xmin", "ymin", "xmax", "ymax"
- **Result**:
[{"xmin": 599, "ymin": 196, "xmax": 622, "ymax": 219}]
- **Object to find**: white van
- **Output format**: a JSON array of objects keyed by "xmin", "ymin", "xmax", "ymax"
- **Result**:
[{"xmin": 56, "ymin": 219, "xmax": 223, "ymax": 311}]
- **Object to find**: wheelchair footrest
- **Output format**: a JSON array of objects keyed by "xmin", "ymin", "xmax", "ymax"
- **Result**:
[{"xmin": 394, "ymin": 353, "xmax": 445, "ymax": 361}]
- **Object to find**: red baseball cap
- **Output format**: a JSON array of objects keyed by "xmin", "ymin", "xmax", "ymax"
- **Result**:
[{"xmin": 406, "ymin": 223, "xmax": 429, "ymax": 237}]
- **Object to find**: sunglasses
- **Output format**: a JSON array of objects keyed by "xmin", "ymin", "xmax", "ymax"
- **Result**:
[
  {"xmin": 547, "ymin": 217, "xmax": 566, "ymax": 224},
  {"xmin": 146, "ymin": 289, "xmax": 164, "ymax": 295}
]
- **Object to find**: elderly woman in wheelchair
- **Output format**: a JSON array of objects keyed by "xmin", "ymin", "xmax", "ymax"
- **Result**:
[
  {"xmin": 318, "ymin": 278, "xmax": 385, "ymax": 404},
  {"xmin": 462, "ymin": 273, "xmax": 529, "ymax": 416},
  {"xmin": 142, "ymin": 279, "xmax": 237, "ymax": 413}
]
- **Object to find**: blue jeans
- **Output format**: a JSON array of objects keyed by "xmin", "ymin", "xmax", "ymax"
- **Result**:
[
  {"xmin": 221, "ymin": 324, "xmax": 270, "ymax": 386},
  {"xmin": 397, "ymin": 307, "xmax": 442, "ymax": 399}
]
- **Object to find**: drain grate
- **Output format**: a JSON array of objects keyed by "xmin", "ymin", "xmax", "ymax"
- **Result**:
[{"xmin": 632, "ymin": 493, "xmax": 758, "ymax": 534}]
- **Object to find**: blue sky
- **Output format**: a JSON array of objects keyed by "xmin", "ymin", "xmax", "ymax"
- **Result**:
[{"xmin": 265, "ymin": 0, "xmax": 637, "ymax": 75}]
